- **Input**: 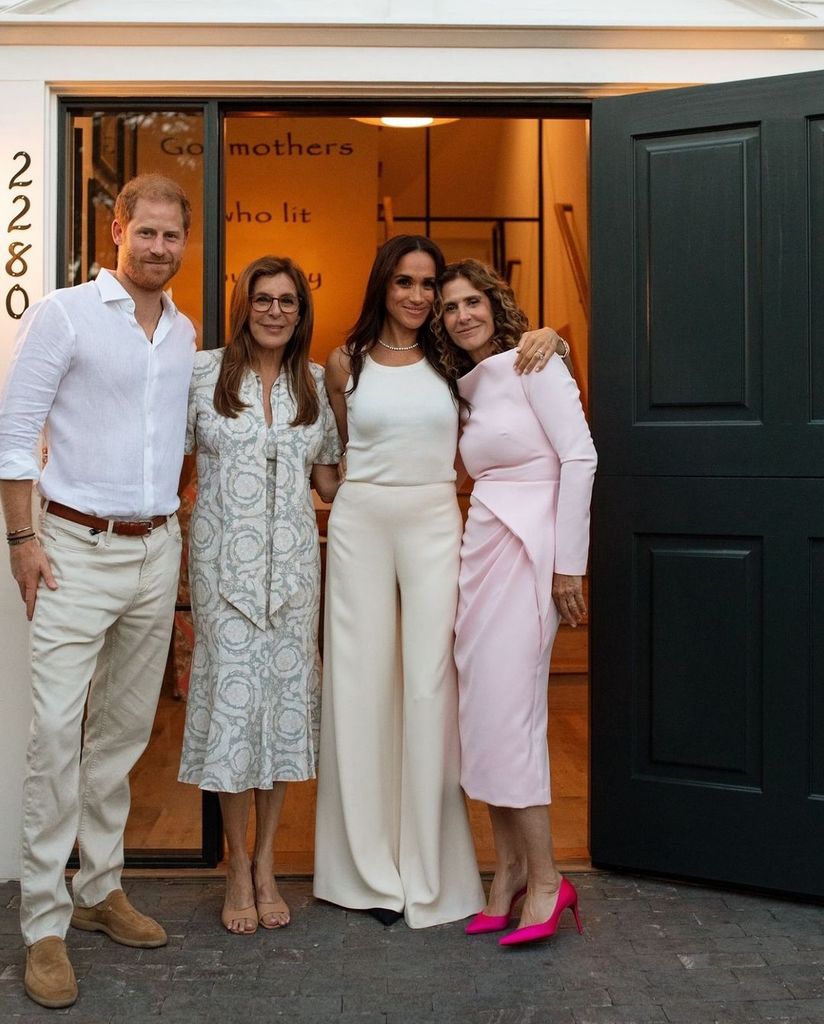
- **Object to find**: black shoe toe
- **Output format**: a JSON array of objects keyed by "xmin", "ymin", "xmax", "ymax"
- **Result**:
[{"xmin": 368, "ymin": 907, "xmax": 403, "ymax": 926}]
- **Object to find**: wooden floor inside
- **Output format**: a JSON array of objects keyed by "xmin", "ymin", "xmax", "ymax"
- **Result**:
[{"xmin": 126, "ymin": 625, "xmax": 589, "ymax": 871}]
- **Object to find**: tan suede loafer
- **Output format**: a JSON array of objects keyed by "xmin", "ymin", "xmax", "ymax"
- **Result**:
[
  {"xmin": 71, "ymin": 889, "xmax": 167, "ymax": 948},
  {"xmin": 25, "ymin": 936, "xmax": 78, "ymax": 1008}
]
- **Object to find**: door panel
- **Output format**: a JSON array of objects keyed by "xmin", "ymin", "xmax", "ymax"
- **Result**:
[
  {"xmin": 593, "ymin": 73, "xmax": 823, "ymax": 480},
  {"xmin": 642, "ymin": 536, "xmax": 762, "ymax": 783},
  {"xmin": 809, "ymin": 542, "xmax": 824, "ymax": 798},
  {"xmin": 591, "ymin": 70, "xmax": 824, "ymax": 898},
  {"xmin": 592, "ymin": 476, "xmax": 824, "ymax": 894},
  {"xmin": 810, "ymin": 119, "xmax": 824, "ymax": 423},
  {"xmin": 634, "ymin": 128, "xmax": 761, "ymax": 422}
]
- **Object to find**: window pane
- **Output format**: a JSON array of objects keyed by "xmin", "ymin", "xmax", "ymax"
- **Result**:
[
  {"xmin": 378, "ymin": 124, "xmax": 426, "ymax": 219},
  {"xmin": 224, "ymin": 115, "xmax": 379, "ymax": 362},
  {"xmin": 430, "ymin": 219, "xmax": 540, "ymax": 326},
  {"xmin": 64, "ymin": 108, "xmax": 205, "ymax": 857},
  {"xmin": 430, "ymin": 119, "xmax": 539, "ymax": 219},
  {"xmin": 66, "ymin": 110, "xmax": 205, "ymax": 349}
]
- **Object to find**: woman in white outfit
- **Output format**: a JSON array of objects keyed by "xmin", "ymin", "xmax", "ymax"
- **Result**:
[{"xmin": 313, "ymin": 236, "xmax": 561, "ymax": 927}]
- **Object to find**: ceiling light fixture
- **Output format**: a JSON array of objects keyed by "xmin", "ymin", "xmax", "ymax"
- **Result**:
[{"xmin": 352, "ymin": 117, "xmax": 459, "ymax": 128}]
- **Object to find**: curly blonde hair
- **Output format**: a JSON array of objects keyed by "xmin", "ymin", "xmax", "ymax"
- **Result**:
[{"xmin": 432, "ymin": 260, "xmax": 529, "ymax": 396}]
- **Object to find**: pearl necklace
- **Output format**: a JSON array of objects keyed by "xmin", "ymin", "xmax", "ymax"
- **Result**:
[{"xmin": 376, "ymin": 337, "xmax": 420, "ymax": 352}]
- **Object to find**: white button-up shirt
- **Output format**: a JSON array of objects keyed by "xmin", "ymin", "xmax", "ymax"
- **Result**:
[{"xmin": 0, "ymin": 269, "xmax": 196, "ymax": 518}]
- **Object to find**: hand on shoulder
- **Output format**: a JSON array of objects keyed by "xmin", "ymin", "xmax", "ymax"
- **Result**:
[{"xmin": 513, "ymin": 327, "xmax": 568, "ymax": 375}]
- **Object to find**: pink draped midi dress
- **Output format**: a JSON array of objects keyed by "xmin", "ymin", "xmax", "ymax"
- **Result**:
[{"xmin": 455, "ymin": 349, "xmax": 597, "ymax": 808}]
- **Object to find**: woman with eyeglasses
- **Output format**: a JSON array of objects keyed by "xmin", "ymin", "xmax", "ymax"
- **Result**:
[
  {"xmin": 313, "ymin": 236, "xmax": 564, "ymax": 928},
  {"xmin": 178, "ymin": 255, "xmax": 341, "ymax": 935}
]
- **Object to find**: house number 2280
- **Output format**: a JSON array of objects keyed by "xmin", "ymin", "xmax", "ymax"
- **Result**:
[{"xmin": 5, "ymin": 151, "xmax": 33, "ymax": 320}]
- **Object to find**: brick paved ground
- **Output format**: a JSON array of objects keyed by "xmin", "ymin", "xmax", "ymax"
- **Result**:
[{"xmin": 1, "ymin": 872, "xmax": 823, "ymax": 1023}]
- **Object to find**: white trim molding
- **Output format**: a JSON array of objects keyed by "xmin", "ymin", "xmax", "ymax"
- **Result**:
[{"xmin": 2, "ymin": 24, "xmax": 824, "ymax": 48}]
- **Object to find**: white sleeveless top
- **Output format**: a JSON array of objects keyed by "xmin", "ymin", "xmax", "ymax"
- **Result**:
[{"xmin": 344, "ymin": 354, "xmax": 458, "ymax": 484}]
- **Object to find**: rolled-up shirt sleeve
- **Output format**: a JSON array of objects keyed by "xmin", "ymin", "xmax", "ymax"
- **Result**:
[{"xmin": 0, "ymin": 298, "xmax": 75, "ymax": 481}]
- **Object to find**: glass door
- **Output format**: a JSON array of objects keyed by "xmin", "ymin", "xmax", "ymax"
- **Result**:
[
  {"xmin": 60, "ymin": 102, "xmax": 221, "ymax": 867},
  {"xmin": 60, "ymin": 100, "xmax": 590, "ymax": 871},
  {"xmin": 219, "ymin": 109, "xmax": 583, "ymax": 873}
]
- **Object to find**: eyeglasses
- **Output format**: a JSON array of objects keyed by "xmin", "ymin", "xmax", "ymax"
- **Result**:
[{"xmin": 250, "ymin": 293, "xmax": 300, "ymax": 314}]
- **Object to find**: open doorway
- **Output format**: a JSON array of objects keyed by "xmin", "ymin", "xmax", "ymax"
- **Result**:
[{"xmin": 62, "ymin": 104, "xmax": 591, "ymax": 870}]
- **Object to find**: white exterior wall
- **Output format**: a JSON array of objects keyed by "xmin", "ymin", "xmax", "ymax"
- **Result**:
[
  {"xmin": 0, "ymin": 26, "xmax": 823, "ymax": 880},
  {"xmin": 0, "ymin": 80, "xmax": 48, "ymax": 882}
]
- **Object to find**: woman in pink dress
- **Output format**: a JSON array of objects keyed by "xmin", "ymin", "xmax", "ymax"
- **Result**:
[{"xmin": 433, "ymin": 260, "xmax": 597, "ymax": 947}]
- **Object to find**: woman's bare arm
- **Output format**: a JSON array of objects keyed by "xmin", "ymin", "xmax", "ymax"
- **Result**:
[
  {"xmin": 324, "ymin": 346, "xmax": 351, "ymax": 448},
  {"xmin": 311, "ymin": 463, "xmax": 341, "ymax": 504}
]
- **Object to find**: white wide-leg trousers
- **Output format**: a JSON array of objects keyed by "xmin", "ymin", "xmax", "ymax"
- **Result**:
[
  {"xmin": 314, "ymin": 482, "xmax": 484, "ymax": 928},
  {"xmin": 20, "ymin": 511, "xmax": 181, "ymax": 945}
]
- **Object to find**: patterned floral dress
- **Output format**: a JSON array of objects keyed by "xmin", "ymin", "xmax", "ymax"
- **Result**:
[{"xmin": 178, "ymin": 349, "xmax": 341, "ymax": 792}]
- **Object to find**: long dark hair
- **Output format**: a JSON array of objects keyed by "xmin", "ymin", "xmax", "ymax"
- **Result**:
[
  {"xmin": 214, "ymin": 255, "xmax": 320, "ymax": 426},
  {"xmin": 345, "ymin": 235, "xmax": 448, "ymax": 394},
  {"xmin": 432, "ymin": 259, "xmax": 529, "ymax": 394}
]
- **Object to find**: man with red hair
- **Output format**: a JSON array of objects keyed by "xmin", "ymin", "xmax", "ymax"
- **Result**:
[{"xmin": 0, "ymin": 174, "xmax": 195, "ymax": 1008}]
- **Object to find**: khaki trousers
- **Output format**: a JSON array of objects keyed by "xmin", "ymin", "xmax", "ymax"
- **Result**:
[{"xmin": 20, "ymin": 511, "xmax": 181, "ymax": 945}]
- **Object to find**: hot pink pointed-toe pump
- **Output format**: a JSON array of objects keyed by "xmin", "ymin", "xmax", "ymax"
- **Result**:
[
  {"xmin": 464, "ymin": 886, "xmax": 527, "ymax": 935},
  {"xmin": 498, "ymin": 877, "xmax": 583, "ymax": 946}
]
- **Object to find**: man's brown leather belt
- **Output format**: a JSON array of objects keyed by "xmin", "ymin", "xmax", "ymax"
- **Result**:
[{"xmin": 45, "ymin": 501, "xmax": 170, "ymax": 537}]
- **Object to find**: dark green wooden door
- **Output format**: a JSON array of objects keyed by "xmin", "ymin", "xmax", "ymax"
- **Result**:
[{"xmin": 590, "ymin": 70, "xmax": 824, "ymax": 897}]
